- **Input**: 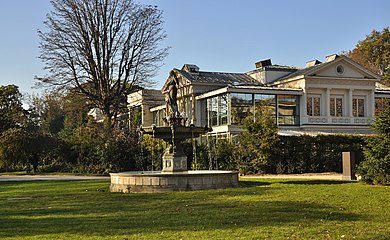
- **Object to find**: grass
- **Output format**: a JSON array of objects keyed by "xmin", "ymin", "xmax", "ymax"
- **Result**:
[{"xmin": 0, "ymin": 178, "xmax": 389, "ymax": 240}]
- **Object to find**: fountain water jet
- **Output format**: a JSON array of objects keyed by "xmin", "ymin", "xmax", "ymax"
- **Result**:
[{"xmin": 110, "ymin": 70, "xmax": 239, "ymax": 193}]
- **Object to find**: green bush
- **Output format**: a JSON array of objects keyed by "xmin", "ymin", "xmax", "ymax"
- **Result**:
[
  {"xmin": 97, "ymin": 131, "xmax": 366, "ymax": 175},
  {"xmin": 0, "ymin": 128, "xmax": 30, "ymax": 169},
  {"xmin": 199, "ymin": 139, "xmax": 236, "ymax": 170},
  {"xmin": 233, "ymin": 103, "xmax": 279, "ymax": 174},
  {"xmin": 186, "ymin": 140, "xmax": 209, "ymax": 170},
  {"xmin": 0, "ymin": 128, "xmax": 66, "ymax": 172},
  {"xmin": 103, "ymin": 137, "xmax": 140, "ymax": 173},
  {"xmin": 186, "ymin": 132, "xmax": 365, "ymax": 175},
  {"xmin": 140, "ymin": 135, "xmax": 165, "ymax": 171},
  {"xmin": 274, "ymin": 135, "xmax": 365, "ymax": 174},
  {"xmin": 358, "ymin": 135, "xmax": 390, "ymax": 185},
  {"xmin": 358, "ymin": 115, "xmax": 390, "ymax": 185}
]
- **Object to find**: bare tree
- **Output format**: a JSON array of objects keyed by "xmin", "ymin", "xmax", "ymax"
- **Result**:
[{"xmin": 37, "ymin": 0, "xmax": 168, "ymax": 131}]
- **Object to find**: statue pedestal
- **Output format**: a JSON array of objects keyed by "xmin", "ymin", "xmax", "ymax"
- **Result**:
[
  {"xmin": 342, "ymin": 152, "xmax": 357, "ymax": 180},
  {"xmin": 162, "ymin": 153, "xmax": 187, "ymax": 173}
]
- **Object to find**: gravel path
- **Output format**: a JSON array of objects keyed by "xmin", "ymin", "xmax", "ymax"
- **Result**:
[
  {"xmin": 0, "ymin": 175, "xmax": 109, "ymax": 181},
  {"xmin": 0, "ymin": 172, "xmax": 344, "ymax": 181},
  {"xmin": 241, "ymin": 172, "xmax": 343, "ymax": 180}
]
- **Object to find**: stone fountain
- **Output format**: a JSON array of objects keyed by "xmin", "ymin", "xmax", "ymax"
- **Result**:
[{"xmin": 110, "ymin": 71, "xmax": 238, "ymax": 193}]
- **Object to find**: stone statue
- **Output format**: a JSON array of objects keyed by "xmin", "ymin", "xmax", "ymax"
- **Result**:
[{"xmin": 166, "ymin": 71, "xmax": 179, "ymax": 117}]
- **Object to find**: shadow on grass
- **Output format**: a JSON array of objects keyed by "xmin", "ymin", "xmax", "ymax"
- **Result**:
[
  {"xmin": 0, "ymin": 200, "xmax": 364, "ymax": 238},
  {"xmin": 238, "ymin": 180, "xmax": 271, "ymax": 187},
  {"xmin": 0, "ymin": 180, "xmax": 366, "ymax": 238}
]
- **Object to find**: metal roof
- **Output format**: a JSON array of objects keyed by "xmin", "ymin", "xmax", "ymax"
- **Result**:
[{"xmin": 176, "ymin": 69, "xmax": 261, "ymax": 85}]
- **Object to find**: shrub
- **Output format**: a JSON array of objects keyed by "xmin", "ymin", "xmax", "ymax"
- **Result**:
[
  {"xmin": 0, "ymin": 128, "xmax": 65, "ymax": 172},
  {"xmin": 234, "ymin": 103, "xmax": 279, "ymax": 174},
  {"xmin": 186, "ymin": 140, "xmax": 209, "ymax": 170},
  {"xmin": 140, "ymin": 135, "xmax": 165, "ymax": 171},
  {"xmin": 0, "ymin": 128, "xmax": 30, "ymax": 170},
  {"xmin": 103, "ymin": 137, "xmax": 140, "ymax": 173},
  {"xmin": 358, "ymin": 114, "xmax": 390, "ymax": 185},
  {"xmin": 198, "ymin": 138, "xmax": 236, "ymax": 170},
  {"xmin": 273, "ymin": 134, "xmax": 365, "ymax": 174},
  {"xmin": 358, "ymin": 135, "xmax": 390, "ymax": 184}
]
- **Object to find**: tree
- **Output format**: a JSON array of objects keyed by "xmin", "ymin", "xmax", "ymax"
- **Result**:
[
  {"xmin": 28, "ymin": 91, "xmax": 66, "ymax": 136},
  {"xmin": 0, "ymin": 128, "xmax": 29, "ymax": 169},
  {"xmin": 37, "ymin": 0, "xmax": 168, "ymax": 131},
  {"xmin": 235, "ymin": 103, "xmax": 279, "ymax": 174},
  {"xmin": 0, "ymin": 85, "xmax": 26, "ymax": 133},
  {"xmin": 348, "ymin": 27, "xmax": 390, "ymax": 85},
  {"xmin": 358, "ymin": 112, "xmax": 390, "ymax": 185}
]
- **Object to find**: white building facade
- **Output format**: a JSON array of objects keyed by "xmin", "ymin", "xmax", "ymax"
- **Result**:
[{"xmin": 129, "ymin": 55, "xmax": 390, "ymax": 137}]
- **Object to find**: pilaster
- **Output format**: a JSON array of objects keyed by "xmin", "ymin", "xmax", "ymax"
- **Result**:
[
  {"xmin": 370, "ymin": 90, "xmax": 375, "ymax": 117},
  {"xmin": 325, "ymin": 88, "xmax": 331, "ymax": 117},
  {"xmin": 348, "ymin": 89, "xmax": 353, "ymax": 117}
]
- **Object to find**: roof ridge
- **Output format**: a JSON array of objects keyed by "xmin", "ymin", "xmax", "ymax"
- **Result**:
[{"xmin": 176, "ymin": 68, "xmax": 259, "ymax": 85}]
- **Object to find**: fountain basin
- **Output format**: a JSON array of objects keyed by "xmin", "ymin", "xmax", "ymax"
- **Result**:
[
  {"xmin": 140, "ymin": 125, "xmax": 210, "ymax": 142},
  {"xmin": 110, "ymin": 170, "xmax": 239, "ymax": 193}
]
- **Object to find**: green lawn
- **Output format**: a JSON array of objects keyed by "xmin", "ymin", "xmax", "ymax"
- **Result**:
[{"xmin": 0, "ymin": 179, "xmax": 388, "ymax": 240}]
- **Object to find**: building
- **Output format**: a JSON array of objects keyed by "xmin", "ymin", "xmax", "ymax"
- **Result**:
[
  {"xmin": 127, "ymin": 89, "xmax": 165, "ymax": 128},
  {"xmin": 128, "ymin": 54, "xmax": 390, "ymax": 137}
]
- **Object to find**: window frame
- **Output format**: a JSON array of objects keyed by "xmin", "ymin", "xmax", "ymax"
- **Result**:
[
  {"xmin": 330, "ymin": 96, "xmax": 343, "ymax": 117},
  {"xmin": 307, "ymin": 95, "xmax": 321, "ymax": 116},
  {"xmin": 352, "ymin": 96, "xmax": 365, "ymax": 117}
]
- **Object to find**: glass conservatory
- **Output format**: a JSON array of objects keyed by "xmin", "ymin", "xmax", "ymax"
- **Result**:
[{"xmin": 199, "ymin": 91, "xmax": 300, "ymax": 128}]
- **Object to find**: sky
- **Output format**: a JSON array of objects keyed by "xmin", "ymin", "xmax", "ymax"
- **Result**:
[{"xmin": 0, "ymin": 0, "xmax": 390, "ymax": 96}]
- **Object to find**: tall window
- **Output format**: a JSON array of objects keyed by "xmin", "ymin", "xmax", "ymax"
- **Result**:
[
  {"xmin": 375, "ymin": 97, "xmax": 390, "ymax": 116},
  {"xmin": 152, "ymin": 109, "xmax": 164, "ymax": 127},
  {"xmin": 129, "ymin": 106, "xmax": 142, "ymax": 131},
  {"xmin": 206, "ymin": 94, "xmax": 229, "ymax": 127},
  {"xmin": 307, "ymin": 96, "xmax": 321, "ymax": 116},
  {"xmin": 278, "ymin": 95, "xmax": 300, "ymax": 125},
  {"xmin": 200, "ymin": 99, "xmax": 207, "ymax": 126},
  {"xmin": 231, "ymin": 93, "xmax": 253, "ymax": 125},
  {"xmin": 219, "ymin": 95, "xmax": 228, "ymax": 125},
  {"xmin": 208, "ymin": 97, "xmax": 218, "ymax": 126},
  {"xmin": 254, "ymin": 94, "xmax": 277, "ymax": 124},
  {"xmin": 352, "ymin": 97, "xmax": 365, "ymax": 117},
  {"xmin": 255, "ymin": 94, "xmax": 276, "ymax": 116},
  {"xmin": 330, "ymin": 96, "xmax": 343, "ymax": 117}
]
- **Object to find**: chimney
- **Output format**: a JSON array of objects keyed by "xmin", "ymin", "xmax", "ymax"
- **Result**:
[
  {"xmin": 182, "ymin": 64, "xmax": 199, "ymax": 73},
  {"xmin": 306, "ymin": 59, "xmax": 322, "ymax": 67},
  {"xmin": 325, "ymin": 54, "xmax": 339, "ymax": 62},
  {"xmin": 255, "ymin": 59, "xmax": 272, "ymax": 69}
]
